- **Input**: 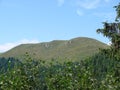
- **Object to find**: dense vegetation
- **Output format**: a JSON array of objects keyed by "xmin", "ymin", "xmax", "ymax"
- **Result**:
[
  {"xmin": 0, "ymin": 57, "xmax": 21, "ymax": 74},
  {"xmin": 0, "ymin": 51, "xmax": 120, "ymax": 90},
  {"xmin": 0, "ymin": 2, "xmax": 120, "ymax": 90}
]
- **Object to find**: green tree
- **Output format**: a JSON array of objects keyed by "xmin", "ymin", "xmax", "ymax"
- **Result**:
[
  {"xmin": 115, "ymin": 3, "xmax": 120, "ymax": 21},
  {"xmin": 97, "ymin": 3, "xmax": 120, "ymax": 51}
]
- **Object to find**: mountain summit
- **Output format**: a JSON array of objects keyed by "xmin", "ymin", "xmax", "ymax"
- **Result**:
[{"xmin": 0, "ymin": 37, "xmax": 108, "ymax": 61}]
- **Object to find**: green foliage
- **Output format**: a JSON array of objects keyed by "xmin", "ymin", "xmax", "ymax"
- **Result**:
[
  {"xmin": 0, "ymin": 51, "xmax": 120, "ymax": 90},
  {"xmin": 97, "ymin": 3, "xmax": 120, "ymax": 51},
  {"xmin": 114, "ymin": 3, "xmax": 120, "ymax": 21},
  {"xmin": 0, "ymin": 57, "xmax": 21, "ymax": 74}
]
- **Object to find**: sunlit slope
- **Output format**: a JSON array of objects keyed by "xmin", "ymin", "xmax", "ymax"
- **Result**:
[{"xmin": 0, "ymin": 37, "xmax": 108, "ymax": 61}]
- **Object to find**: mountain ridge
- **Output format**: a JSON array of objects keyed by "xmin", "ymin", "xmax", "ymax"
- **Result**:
[{"xmin": 0, "ymin": 37, "xmax": 108, "ymax": 61}]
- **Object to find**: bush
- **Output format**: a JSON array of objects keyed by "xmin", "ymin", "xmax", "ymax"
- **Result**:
[{"xmin": 0, "ymin": 51, "xmax": 120, "ymax": 90}]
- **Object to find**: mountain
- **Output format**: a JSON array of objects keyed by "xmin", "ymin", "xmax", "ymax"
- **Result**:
[
  {"xmin": 0, "ymin": 37, "xmax": 108, "ymax": 61},
  {"xmin": 0, "ymin": 53, "xmax": 2, "ymax": 55}
]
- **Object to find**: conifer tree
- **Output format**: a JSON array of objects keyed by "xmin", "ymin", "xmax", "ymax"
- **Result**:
[{"xmin": 97, "ymin": 3, "xmax": 120, "ymax": 51}]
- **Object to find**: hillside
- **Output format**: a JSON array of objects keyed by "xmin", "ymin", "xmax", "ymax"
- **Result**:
[{"xmin": 0, "ymin": 37, "xmax": 108, "ymax": 61}]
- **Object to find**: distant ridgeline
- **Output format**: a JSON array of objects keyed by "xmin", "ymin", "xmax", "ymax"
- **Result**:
[{"xmin": 0, "ymin": 37, "xmax": 108, "ymax": 61}]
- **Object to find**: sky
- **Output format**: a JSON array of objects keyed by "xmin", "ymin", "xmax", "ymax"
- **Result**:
[{"xmin": 0, "ymin": 0, "xmax": 119, "ymax": 52}]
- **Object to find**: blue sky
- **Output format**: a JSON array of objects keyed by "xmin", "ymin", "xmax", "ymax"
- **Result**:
[{"xmin": 0, "ymin": 0, "xmax": 119, "ymax": 52}]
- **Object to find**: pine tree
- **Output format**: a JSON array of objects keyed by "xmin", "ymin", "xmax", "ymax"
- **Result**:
[{"xmin": 97, "ymin": 3, "xmax": 120, "ymax": 51}]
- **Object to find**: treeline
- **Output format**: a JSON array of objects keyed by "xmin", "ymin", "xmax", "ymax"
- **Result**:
[
  {"xmin": 0, "ymin": 57, "xmax": 21, "ymax": 74},
  {"xmin": 0, "ymin": 50, "xmax": 120, "ymax": 90}
]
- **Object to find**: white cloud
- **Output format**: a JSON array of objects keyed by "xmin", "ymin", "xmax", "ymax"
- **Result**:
[
  {"xmin": 0, "ymin": 39, "xmax": 39, "ymax": 52},
  {"xmin": 77, "ymin": 0, "xmax": 101, "ymax": 9},
  {"xmin": 57, "ymin": 0, "xmax": 65, "ymax": 7},
  {"xmin": 56, "ymin": 0, "xmax": 111, "ymax": 16},
  {"xmin": 57, "ymin": 0, "xmax": 111, "ymax": 8},
  {"xmin": 76, "ymin": 9, "xmax": 84, "ymax": 16}
]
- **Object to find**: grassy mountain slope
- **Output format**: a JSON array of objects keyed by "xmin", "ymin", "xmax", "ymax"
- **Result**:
[{"xmin": 0, "ymin": 37, "xmax": 108, "ymax": 61}]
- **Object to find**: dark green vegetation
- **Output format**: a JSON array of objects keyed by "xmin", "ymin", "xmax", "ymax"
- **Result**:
[
  {"xmin": 0, "ymin": 57, "xmax": 21, "ymax": 74},
  {"xmin": 0, "ymin": 37, "xmax": 108, "ymax": 61},
  {"xmin": 0, "ymin": 51, "xmax": 120, "ymax": 90},
  {"xmin": 0, "ymin": 2, "xmax": 120, "ymax": 90},
  {"xmin": 97, "ymin": 3, "xmax": 120, "ymax": 51}
]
